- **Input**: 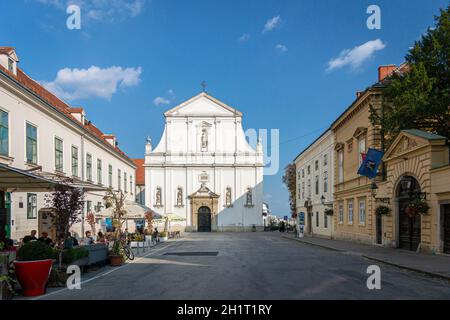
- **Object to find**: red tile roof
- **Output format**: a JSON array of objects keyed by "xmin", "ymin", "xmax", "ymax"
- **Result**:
[
  {"xmin": 132, "ymin": 158, "xmax": 145, "ymax": 185},
  {"xmin": 0, "ymin": 63, "xmax": 134, "ymax": 166},
  {"xmin": 0, "ymin": 47, "xmax": 15, "ymax": 55}
]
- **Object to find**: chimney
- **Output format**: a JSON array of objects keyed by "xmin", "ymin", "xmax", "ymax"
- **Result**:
[
  {"xmin": 103, "ymin": 134, "xmax": 116, "ymax": 147},
  {"xmin": 378, "ymin": 65, "xmax": 397, "ymax": 82},
  {"xmin": 356, "ymin": 91, "xmax": 364, "ymax": 98}
]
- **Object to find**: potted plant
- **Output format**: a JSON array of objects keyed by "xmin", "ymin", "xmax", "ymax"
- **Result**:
[
  {"xmin": 324, "ymin": 208, "xmax": 334, "ymax": 216},
  {"xmin": 62, "ymin": 247, "xmax": 89, "ymax": 266},
  {"xmin": 130, "ymin": 234, "xmax": 145, "ymax": 248},
  {"xmin": 0, "ymin": 274, "xmax": 15, "ymax": 300},
  {"xmin": 407, "ymin": 198, "xmax": 430, "ymax": 216},
  {"xmin": 159, "ymin": 231, "xmax": 168, "ymax": 242},
  {"xmin": 14, "ymin": 241, "xmax": 56, "ymax": 297},
  {"xmin": 109, "ymin": 241, "xmax": 124, "ymax": 266},
  {"xmin": 375, "ymin": 205, "xmax": 391, "ymax": 216}
]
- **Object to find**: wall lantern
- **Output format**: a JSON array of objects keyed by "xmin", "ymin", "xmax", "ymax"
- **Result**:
[{"xmin": 370, "ymin": 182, "xmax": 378, "ymax": 198}]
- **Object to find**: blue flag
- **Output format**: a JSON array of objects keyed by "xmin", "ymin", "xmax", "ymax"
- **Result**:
[{"xmin": 357, "ymin": 148, "xmax": 384, "ymax": 179}]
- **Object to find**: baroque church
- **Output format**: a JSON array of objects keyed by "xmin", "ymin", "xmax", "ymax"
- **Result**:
[{"xmin": 144, "ymin": 92, "xmax": 264, "ymax": 231}]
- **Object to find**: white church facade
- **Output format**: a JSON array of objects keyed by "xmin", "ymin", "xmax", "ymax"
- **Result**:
[{"xmin": 144, "ymin": 92, "xmax": 264, "ymax": 232}]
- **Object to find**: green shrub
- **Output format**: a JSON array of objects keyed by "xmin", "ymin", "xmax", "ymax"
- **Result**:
[
  {"xmin": 159, "ymin": 232, "xmax": 167, "ymax": 238},
  {"xmin": 62, "ymin": 247, "xmax": 89, "ymax": 264},
  {"xmin": 17, "ymin": 241, "xmax": 56, "ymax": 261},
  {"xmin": 375, "ymin": 205, "xmax": 391, "ymax": 216}
]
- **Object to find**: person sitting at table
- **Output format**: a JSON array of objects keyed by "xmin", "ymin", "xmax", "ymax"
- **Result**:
[
  {"xmin": 84, "ymin": 231, "xmax": 94, "ymax": 245},
  {"xmin": 96, "ymin": 231, "xmax": 106, "ymax": 243},
  {"xmin": 38, "ymin": 232, "xmax": 54, "ymax": 247},
  {"xmin": 23, "ymin": 230, "xmax": 38, "ymax": 244}
]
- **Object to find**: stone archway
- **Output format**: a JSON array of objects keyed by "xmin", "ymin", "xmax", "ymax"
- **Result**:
[
  {"xmin": 396, "ymin": 175, "xmax": 422, "ymax": 251},
  {"xmin": 188, "ymin": 183, "xmax": 219, "ymax": 232}
]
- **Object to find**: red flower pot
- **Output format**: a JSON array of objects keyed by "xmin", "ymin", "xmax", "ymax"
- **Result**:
[{"xmin": 14, "ymin": 259, "xmax": 53, "ymax": 297}]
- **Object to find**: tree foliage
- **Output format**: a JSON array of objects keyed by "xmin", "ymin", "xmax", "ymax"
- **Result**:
[
  {"xmin": 45, "ymin": 182, "xmax": 85, "ymax": 241},
  {"xmin": 370, "ymin": 6, "xmax": 450, "ymax": 148},
  {"xmin": 282, "ymin": 163, "xmax": 297, "ymax": 218}
]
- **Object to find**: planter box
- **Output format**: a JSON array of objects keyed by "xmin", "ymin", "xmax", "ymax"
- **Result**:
[
  {"xmin": 130, "ymin": 241, "xmax": 146, "ymax": 248},
  {"xmin": 86, "ymin": 243, "xmax": 108, "ymax": 265},
  {"xmin": 159, "ymin": 236, "xmax": 168, "ymax": 243}
]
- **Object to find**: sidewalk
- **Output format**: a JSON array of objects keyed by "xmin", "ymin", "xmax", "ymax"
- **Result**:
[{"xmin": 283, "ymin": 234, "xmax": 450, "ymax": 281}]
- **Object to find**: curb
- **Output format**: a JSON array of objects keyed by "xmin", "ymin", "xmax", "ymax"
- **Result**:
[{"xmin": 282, "ymin": 235, "xmax": 450, "ymax": 282}]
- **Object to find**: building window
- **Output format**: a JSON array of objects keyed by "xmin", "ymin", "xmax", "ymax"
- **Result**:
[
  {"xmin": 358, "ymin": 137, "xmax": 366, "ymax": 166},
  {"xmin": 71, "ymin": 146, "xmax": 78, "ymax": 177},
  {"xmin": 348, "ymin": 200, "xmax": 353, "ymax": 225},
  {"xmin": 86, "ymin": 200, "xmax": 92, "ymax": 213},
  {"xmin": 323, "ymin": 154, "xmax": 328, "ymax": 167},
  {"xmin": 97, "ymin": 159, "xmax": 102, "ymax": 185},
  {"xmin": 307, "ymin": 165, "xmax": 311, "ymax": 175},
  {"xmin": 324, "ymin": 212, "xmax": 328, "ymax": 228},
  {"xmin": 0, "ymin": 109, "xmax": 8, "ymax": 156},
  {"xmin": 8, "ymin": 58, "xmax": 14, "ymax": 73},
  {"xmin": 316, "ymin": 211, "xmax": 319, "ymax": 227},
  {"xmin": 130, "ymin": 176, "xmax": 133, "ymax": 195},
  {"xmin": 124, "ymin": 172, "xmax": 127, "ymax": 193},
  {"xmin": 86, "ymin": 153, "xmax": 92, "ymax": 181},
  {"xmin": 108, "ymin": 165, "xmax": 113, "ymax": 188},
  {"xmin": 54, "ymin": 137, "xmax": 63, "ymax": 172},
  {"xmin": 26, "ymin": 123, "xmax": 37, "ymax": 164},
  {"xmin": 155, "ymin": 187, "xmax": 162, "ymax": 206},
  {"xmin": 315, "ymin": 160, "xmax": 319, "ymax": 171},
  {"xmin": 118, "ymin": 169, "xmax": 121, "ymax": 190},
  {"xmin": 297, "ymin": 170, "xmax": 301, "ymax": 180},
  {"xmin": 359, "ymin": 199, "xmax": 366, "ymax": 225},
  {"xmin": 338, "ymin": 150, "xmax": 344, "ymax": 183},
  {"xmin": 27, "ymin": 193, "xmax": 37, "ymax": 219},
  {"xmin": 324, "ymin": 171, "xmax": 328, "ymax": 193},
  {"xmin": 96, "ymin": 202, "xmax": 102, "ymax": 213},
  {"xmin": 315, "ymin": 175, "xmax": 319, "ymax": 195},
  {"xmin": 301, "ymin": 169, "xmax": 304, "ymax": 178},
  {"xmin": 307, "ymin": 179, "xmax": 311, "ymax": 198},
  {"xmin": 301, "ymin": 182, "xmax": 305, "ymax": 200},
  {"xmin": 338, "ymin": 202, "xmax": 343, "ymax": 224}
]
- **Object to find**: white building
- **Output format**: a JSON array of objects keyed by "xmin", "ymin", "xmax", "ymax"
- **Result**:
[
  {"xmin": 294, "ymin": 129, "xmax": 334, "ymax": 238},
  {"xmin": 145, "ymin": 92, "xmax": 264, "ymax": 232},
  {"xmin": 0, "ymin": 47, "xmax": 136, "ymax": 240}
]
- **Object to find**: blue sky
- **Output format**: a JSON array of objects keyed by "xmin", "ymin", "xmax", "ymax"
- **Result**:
[{"xmin": 1, "ymin": 0, "xmax": 448, "ymax": 216}]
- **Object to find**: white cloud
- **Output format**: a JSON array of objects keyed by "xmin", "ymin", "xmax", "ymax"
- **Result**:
[
  {"xmin": 238, "ymin": 33, "xmax": 250, "ymax": 42},
  {"xmin": 327, "ymin": 39, "xmax": 386, "ymax": 71},
  {"xmin": 263, "ymin": 15, "xmax": 281, "ymax": 33},
  {"xmin": 153, "ymin": 89, "xmax": 175, "ymax": 106},
  {"xmin": 34, "ymin": 0, "xmax": 147, "ymax": 22},
  {"xmin": 41, "ymin": 66, "xmax": 142, "ymax": 101},
  {"xmin": 275, "ymin": 43, "xmax": 287, "ymax": 53}
]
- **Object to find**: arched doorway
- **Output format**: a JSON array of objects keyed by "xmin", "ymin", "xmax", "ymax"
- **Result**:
[
  {"xmin": 197, "ymin": 206, "xmax": 211, "ymax": 232},
  {"xmin": 397, "ymin": 176, "xmax": 422, "ymax": 251}
]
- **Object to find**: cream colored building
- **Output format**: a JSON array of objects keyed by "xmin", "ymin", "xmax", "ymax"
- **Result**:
[{"xmin": 294, "ymin": 129, "xmax": 334, "ymax": 238}]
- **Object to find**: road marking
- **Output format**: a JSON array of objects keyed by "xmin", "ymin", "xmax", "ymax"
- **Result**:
[{"xmin": 33, "ymin": 239, "xmax": 182, "ymax": 300}]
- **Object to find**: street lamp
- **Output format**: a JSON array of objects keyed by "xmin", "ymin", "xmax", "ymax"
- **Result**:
[{"xmin": 370, "ymin": 182, "xmax": 378, "ymax": 198}]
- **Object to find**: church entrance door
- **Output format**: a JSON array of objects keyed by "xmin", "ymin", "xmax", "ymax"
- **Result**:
[{"xmin": 198, "ymin": 206, "xmax": 212, "ymax": 232}]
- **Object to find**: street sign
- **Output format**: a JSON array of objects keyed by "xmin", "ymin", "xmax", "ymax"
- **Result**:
[{"xmin": 299, "ymin": 212, "xmax": 305, "ymax": 224}]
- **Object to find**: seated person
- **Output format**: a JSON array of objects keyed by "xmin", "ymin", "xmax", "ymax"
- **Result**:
[
  {"xmin": 38, "ymin": 232, "xmax": 54, "ymax": 247},
  {"xmin": 22, "ymin": 230, "xmax": 38, "ymax": 244},
  {"xmin": 84, "ymin": 231, "xmax": 94, "ymax": 245}
]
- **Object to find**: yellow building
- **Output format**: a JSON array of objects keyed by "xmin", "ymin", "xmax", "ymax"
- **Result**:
[{"xmin": 331, "ymin": 79, "xmax": 383, "ymax": 244}]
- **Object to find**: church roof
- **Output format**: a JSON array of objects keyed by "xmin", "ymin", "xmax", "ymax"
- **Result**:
[{"xmin": 163, "ymin": 92, "xmax": 243, "ymax": 117}]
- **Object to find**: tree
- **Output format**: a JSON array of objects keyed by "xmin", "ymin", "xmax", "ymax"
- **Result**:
[
  {"xmin": 103, "ymin": 189, "xmax": 127, "ymax": 240},
  {"xmin": 282, "ymin": 163, "xmax": 297, "ymax": 218},
  {"xmin": 44, "ymin": 182, "xmax": 85, "ymax": 242},
  {"xmin": 370, "ymin": 5, "xmax": 450, "ymax": 148}
]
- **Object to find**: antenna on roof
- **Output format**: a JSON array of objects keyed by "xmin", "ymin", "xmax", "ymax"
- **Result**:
[{"xmin": 201, "ymin": 80, "xmax": 207, "ymax": 93}]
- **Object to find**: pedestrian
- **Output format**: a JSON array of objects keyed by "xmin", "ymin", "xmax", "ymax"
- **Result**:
[
  {"xmin": 84, "ymin": 231, "xmax": 94, "ymax": 245},
  {"xmin": 97, "ymin": 231, "xmax": 106, "ymax": 243},
  {"xmin": 152, "ymin": 228, "xmax": 159, "ymax": 244},
  {"xmin": 38, "ymin": 232, "xmax": 54, "ymax": 247},
  {"xmin": 23, "ymin": 230, "xmax": 38, "ymax": 243}
]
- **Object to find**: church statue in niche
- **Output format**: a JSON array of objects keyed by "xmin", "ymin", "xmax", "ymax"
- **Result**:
[
  {"xmin": 245, "ymin": 187, "xmax": 253, "ymax": 207},
  {"xmin": 155, "ymin": 187, "xmax": 162, "ymax": 207},
  {"xmin": 225, "ymin": 187, "xmax": 232, "ymax": 207},
  {"xmin": 176, "ymin": 187, "xmax": 183, "ymax": 207},
  {"xmin": 201, "ymin": 128, "xmax": 208, "ymax": 151}
]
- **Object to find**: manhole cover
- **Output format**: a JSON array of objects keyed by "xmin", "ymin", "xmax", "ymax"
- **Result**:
[{"xmin": 163, "ymin": 252, "xmax": 218, "ymax": 256}]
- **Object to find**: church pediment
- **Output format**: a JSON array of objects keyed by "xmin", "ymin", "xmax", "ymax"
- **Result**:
[
  {"xmin": 383, "ymin": 129, "xmax": 446, "ymax": 161},
  {"xmin": 188, "ymin": 183, "xmax": 220, "ymax": 199},
  {"xmin": 164, "ymin": 92, "xmax": 242, "ymax": 117}
]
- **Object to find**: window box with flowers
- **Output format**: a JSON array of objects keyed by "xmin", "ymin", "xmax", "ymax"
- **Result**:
[{"xmin": 405, "ymin": 198, "xmax": 430, "ymax": 217}]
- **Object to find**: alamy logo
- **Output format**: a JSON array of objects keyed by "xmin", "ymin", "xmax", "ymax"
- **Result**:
[
  {"xmin": 366, "ymin": 265, "xmax": 381, "ymax": 290},
  {"xmin": 366, "ymin": 5, "xmax": 381, "ymax": 30},
  {"xmin": 67, "ymin": 5, "xmax": 81, "ymax": 30},
  {"xmin": 246, "ymin": 128, "xmax": 279, "ymax": 176},
  {"xmin": 66, "ymin": 265, "xmax": 81, "ymax": 290}
]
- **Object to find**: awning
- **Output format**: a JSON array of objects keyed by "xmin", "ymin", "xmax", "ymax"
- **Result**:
[
  {"xmin": 0, "ymin": 163, "xmax": 59, "ymax": 191},
  {"xmin": 0, "ymin": 163, "xmax": 109, "ymax": 192}
]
